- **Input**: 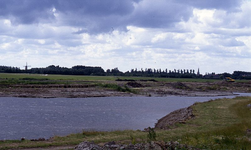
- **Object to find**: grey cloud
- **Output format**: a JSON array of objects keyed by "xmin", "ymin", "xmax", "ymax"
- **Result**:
[
  {"xmin": 128, "ymin": 0, "xmax": 242, "ymax": 29},
  {"xmin": 54, "ymin": 0, "xmax": 138, "ymax": 34},
  {"xmin": 0, "ymin": 0, "xmax": 244, "ymax": 34},
  {"xmin": 130, "ymin": 0, "xmax": 192, "ymax": 28},
  {"xmin": 0, "ymin": 0, "xmax": 136, "ymax": 33},
  {"xmin": 62, "ymin": 13, "xmax": 130, "ymax": 34},
  {"xmin": 0, "ymin": 0, "xmax": 55, "ymax": 24},
  {"xmin": 179, "ymin": 0, "xmax": 242, "ymax": 11},
  {"xmin": 55, "ymin": 0, "xmax": 135, "ymax": 16}
]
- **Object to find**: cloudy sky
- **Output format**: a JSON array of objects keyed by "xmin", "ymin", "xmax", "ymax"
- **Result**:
[{"xmin": 0, "ymin": 0, "xmax": 250, "ymax": 74}]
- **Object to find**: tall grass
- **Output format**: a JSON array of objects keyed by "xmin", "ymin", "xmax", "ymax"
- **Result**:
[{"xmin": 174, "ymin": 97, "xmax": 251, "ymax": 149}]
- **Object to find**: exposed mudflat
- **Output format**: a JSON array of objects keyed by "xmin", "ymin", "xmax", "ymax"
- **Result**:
[
  {"xmin": 0, "ymin": 86, "xmax": 134, "ymax": 98},
  {"xmin": 0, "ymin": 80, "xmax": 250, "ymax": 98}
]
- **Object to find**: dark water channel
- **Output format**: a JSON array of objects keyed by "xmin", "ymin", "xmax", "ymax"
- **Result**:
[{"xmin": 0, "ymin": 93, "xmax": 251, "ymax": 140}]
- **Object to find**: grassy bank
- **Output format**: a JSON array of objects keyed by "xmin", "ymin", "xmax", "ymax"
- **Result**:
[
  {"xmin": 1, "ymin": 96, "xmax": 251, "ymax": 149},
  {"xmin": 161, "ymin": 96, "xmax": 251, "ymax": 149}
]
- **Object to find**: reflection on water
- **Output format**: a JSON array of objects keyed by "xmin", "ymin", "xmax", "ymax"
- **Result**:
[{"xmin": 0, "ymin": 93, "xmax": 250, "ymax": 140}]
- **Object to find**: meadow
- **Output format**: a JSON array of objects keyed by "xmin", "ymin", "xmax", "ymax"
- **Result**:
[{"xmin": 0, "ymin": 73, "xmax": 230, "ymax": 83}]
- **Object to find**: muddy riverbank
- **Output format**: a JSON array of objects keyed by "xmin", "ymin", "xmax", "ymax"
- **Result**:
[
  {"xmin": 155, "ymin": 106, "xmax": 194, "ymax": 130},
  {"xmin": 0, "ymin": 80, "xmax": 249, "ymax": 98}
]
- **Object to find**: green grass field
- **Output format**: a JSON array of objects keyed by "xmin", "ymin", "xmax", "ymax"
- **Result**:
[
  {"xmin": 1, "ymin": 96, "xmax": 251, "ymax": 149},
  {"xmin": 0, "ymin": 73, "xmax": 240, "ymax": 83}
]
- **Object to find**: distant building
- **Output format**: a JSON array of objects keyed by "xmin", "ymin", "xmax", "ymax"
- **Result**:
[
  {"xmin": 197, "ymin": 68, "xmax": 200, "ymax": 76},
  {"xmin": 24, "ymin": 62, "xmax": 31, "ymax": 72}
]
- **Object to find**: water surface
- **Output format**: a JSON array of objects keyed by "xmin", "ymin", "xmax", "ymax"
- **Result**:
[{"xmin": 0, "ymin": 94, "xmax": 250, "ymax": 140}]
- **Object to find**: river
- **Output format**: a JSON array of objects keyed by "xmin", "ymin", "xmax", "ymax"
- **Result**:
[{"xmin": 0, "ymin": 93, "xmax": 250, "ymax": 140}]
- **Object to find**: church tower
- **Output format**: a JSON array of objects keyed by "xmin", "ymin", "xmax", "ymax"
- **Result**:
[{"xmin": 197, "ymin": 68, "xmax": 200, "ymax": 76}]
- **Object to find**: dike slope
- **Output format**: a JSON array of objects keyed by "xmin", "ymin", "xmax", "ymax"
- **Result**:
[{"xmin": 155, "ymin": 106, "xmax": 195, "ymax": 129}]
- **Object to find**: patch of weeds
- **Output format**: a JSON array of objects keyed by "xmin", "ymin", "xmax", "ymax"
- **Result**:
[
  {"xmin": 173, "ymin": 122, "xmax": 186, "ymax": 128},
  {"xmin": 147, "ymin": 127, "xmax": 156, "ymax": 142},
  {"xmin": 21, "ymin": 78, "xmax": 49, "ymax": 81},
  {"xmin": 196, "ymin": 86, "xmax": 203, "ymax": 90},
  {"xmin": 82, "ymin": 130, "xmax": 105, "ymax": 137},
  {"xmin": 172, "ymin": 82, "xmax": 191, "ymax": 90},
  {"xmin": 206, "ymin": 85, "xmax": 219, "ymax": 90},
  {"xmin": 196, "ymin": 86, "xmax": 207, "ymax": 91},
  {"xmin": 221, "ymin": 87, "xmax": 228, "ymax": 91},
  {"xmin": 130, "ymin": 135, "xmax": 136, "ymax": 145},
  {"xmin": 0, "ymin": 77, "xmax": 57, "ymax": 85},
  {"xmin": 116, "ymin": 78, "xmax": 135, "ymax": 81},
  {"xmin": 98, "ymin": 83, "xmax": 136, "ymax": 93},
  {"xmin": 20, "ymin": 78, "xmax": 58, "ymax": 85},
  {"xmin": 0, "ymin": 140, "xmax": 22, "ymax": 144},
  {"xmin": 209, "ymin": 135, "xmax": 250, "ymax": 149},
  {"xmin": 0, "ymin": 78, "xmax": 20, "ymax": 84}
]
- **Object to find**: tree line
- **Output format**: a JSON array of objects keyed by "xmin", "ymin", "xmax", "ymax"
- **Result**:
[
  {"xmin": 30, "ymin": 65, "xmax": 105, "ymax": 76},
  {"xmin": 0, "ymin": 65, "xmax": 250, "ymax": 79},
  {"xmin": 0, "ymin": 65, "xmax": 105, "ymax": 75},
  {"xmin": 108, "ymin": 68, "xmax": 200, "ymax": 78}
]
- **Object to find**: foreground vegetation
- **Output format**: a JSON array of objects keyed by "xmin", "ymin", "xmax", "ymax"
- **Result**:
[{"xmin": 1, "ymin": 96, "xmax": 251, "ymax": 149}]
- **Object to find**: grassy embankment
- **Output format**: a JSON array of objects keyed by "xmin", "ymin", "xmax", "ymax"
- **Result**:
[{"xmin": 0, "ymin": 96, "xmax": 251, "ymax": 149}]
